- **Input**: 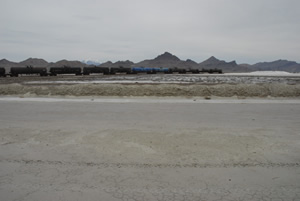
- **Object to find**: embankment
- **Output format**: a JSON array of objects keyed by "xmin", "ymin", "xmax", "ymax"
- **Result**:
[{"xmin": 0, "ymin": 83, "xmax": 300, "ymax": 97}]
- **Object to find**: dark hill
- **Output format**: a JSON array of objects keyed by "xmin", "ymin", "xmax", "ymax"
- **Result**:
[
  {"xmin": 249, "ymin": 60, "xmax": 300, "ymax": 73},
  {"xmin": 135, "ymin": 52, "xmax": 182, "ymax": 68},
  {"xmin": 111, "ymin": 60, "xmax": 135, "ymax": 68},
  {"xmin": 179, "ymin": 59, "xmax": 199, "ymax": 69},
  {"xmin": 154, "ymin": 52, "xmax": 181, "ymax": 61},
  {"xmin": 99, "ymin": 60, "xmax": 135, "ymax": 68},
  {"xmin": 0, "ymin": 59, "xmax": 20, "ymax": 71},
  {"xmin": 200, "ymin": 56, "xmax": 220, "ymax": 65},
  {"xmin": 47, "ymin": 60, "xmax": 87, "ymax": 68},
  {"xmin": 19, "ymin": 58, "xmax": 49, "ymax": 67},
  {"xmin": 99, "ymin": 61, "xmax": 113, "ymax": 67},
  {"xmin": 199, "ymin": 56, "xmax": 248, "ymax": 72},
  {"xmin": 0, "ymin": 59, "xmax": 16, "ymax": 66}
]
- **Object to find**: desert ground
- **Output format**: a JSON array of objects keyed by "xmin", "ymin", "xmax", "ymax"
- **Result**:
[
  {"xmin": 0, "ymin": 73, "xmax": 300, "ymax": 200},
  {"xmin": 0, "ymin": 72, "xmax": 300, "ymax": 97}
]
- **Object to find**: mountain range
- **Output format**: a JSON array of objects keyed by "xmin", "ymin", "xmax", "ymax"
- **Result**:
[
  {"xmin": 1, "ymin": 52, "xmax": 300, "ymax": 73},
  {"xmin": 0, "ymin": 58, "xmax": 87, "ymax": 72}
]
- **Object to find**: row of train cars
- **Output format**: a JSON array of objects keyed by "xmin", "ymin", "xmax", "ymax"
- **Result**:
[{"xmin": 0, "ymin": 66, "xmax": 223, "ymax": 77}]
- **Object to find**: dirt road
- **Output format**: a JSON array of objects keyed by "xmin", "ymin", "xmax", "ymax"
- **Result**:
[{"xmin": 0, "ymin": 97, "xmax": 300, "ymax": 200}]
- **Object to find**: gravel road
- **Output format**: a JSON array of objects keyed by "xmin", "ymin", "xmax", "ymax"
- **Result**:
[{"xmin": 0, "ymin": 97, "xmax": 299, "ymax": 200}]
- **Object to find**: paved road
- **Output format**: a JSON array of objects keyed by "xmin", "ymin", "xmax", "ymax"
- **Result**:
[{"xmin": 0, "ymin": 97, "xmax": 300, "ymax": 200}]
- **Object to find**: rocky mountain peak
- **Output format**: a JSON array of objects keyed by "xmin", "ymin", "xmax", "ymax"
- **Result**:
[
  {"xmin": 199, "ymin": 56, "xmax": 221, "ymax": 65},
  {"xmin": 206, "ymin": 56, "xmax": 219, "ymax": 63},
  {"xmin": 154, "ymin": 52, "xmax": 180, "ymax": 61},
  {"xmin": 186, "ymin": 59, "xmax": 197, "ymax": 64},
  {"xmin": 19, "ymin": 58, "xmax": 49, "ymax": 67},
  {"xmin": 114, "ymin": 60, "xmax": 135, "ymax": 67},
  {"xmin": 0, "ymin": 59, "xmax": 10, "ymax": 63}
]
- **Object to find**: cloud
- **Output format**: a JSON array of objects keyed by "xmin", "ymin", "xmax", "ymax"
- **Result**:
[{"xmin": 0, "ymin": 0, "xmax": 299, "ymax": 64}]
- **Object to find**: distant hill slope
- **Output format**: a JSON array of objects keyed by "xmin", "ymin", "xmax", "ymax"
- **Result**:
[
  {"xmin": 100, "ymin": 60, "xmax": 134, "ymax": 68},
  {"xmin": 47, "ymin": 60, "xmax": 87, "ymax": 68},
  {"xmin": 181, "ymin": 59, "xmax": 199, "ymax": 69},
  {"xmin": 135, "ymin": 52, "xmax": 182, "ymax": 68},
  {"xmin": 0, "ymin": 59, "xmax": 19, "ymax": 71},
  {"xmin": 199, "ymin": 56, "xmax": 249, "ymax": 73},
  {"xmin": 249, "ymin": 60, "xmax": 300, "ymax": 73},
  {"xmin": 81, "ymin": 60, "xmax": 101, "ymax": 66},
  {"xmin": 99, "ymin": 61, "xmax": 113, "ymax": 67},
  {"xmin": 19, "ymin": 58, "xmax": 49, "ymax": 67}
]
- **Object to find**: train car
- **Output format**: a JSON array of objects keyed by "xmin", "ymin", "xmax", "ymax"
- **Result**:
[
  {"xmin": 151, "ymin": 67, "xmax": 172, "ymax": 74},
  {"xmin": 163, "ymin": 68, "xmax": 173, "ymax": 74},
  {"xmin": 131, "ymin": 67, "xmax": 172, "ymax": 74},
  {"xmin": 131, "ymin": 67, "xmax": 152, "ymax": 74},
  {"xmin": 131, "ymin": 67, "xmax": 144, "ymax": 74},
  {"xmin": 10, "ymin": 66, "xmax": 47, "ymax": 77},
  {"xmin": 172, "ymin": 68, "xmax": 187, "ymax": 74},
  {"xmin": 0, "ymin": 67, "xmax": 6, "ymax": 77},
  {"xmin": 83, "ymin": 67, "xmax": 109, "ymax": 75},
  {"xmin": 201, "ymin": 68, "xmax": 223, "ymax": 74},
  {"xmin": 50, "ymin": 66, "xmax": 82, "ymax": 76},
  {"xmin": 212, "ymin": 68, "xmax": 223, "ymax": 74},
  {"xmin": 110, "ymin": 67, "xmax": 131, "ymax": 74},
  {"xmin": 187, "ymin": 69, "xmax": 200, "ymax": 74}
]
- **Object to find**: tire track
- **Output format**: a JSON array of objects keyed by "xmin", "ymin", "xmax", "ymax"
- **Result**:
[{"xmin": 1, "ymin": 159, "xmax": 299, "ymax": 169}]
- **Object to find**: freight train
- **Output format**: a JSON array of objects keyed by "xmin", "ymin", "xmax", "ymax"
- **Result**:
[
  {"xmin": 0, "ymin": 66, "xmax": 222, "ymax": 77},
  {"xmin": 0, "ymin": 67, "xmax": 5, "ymax": 77}
]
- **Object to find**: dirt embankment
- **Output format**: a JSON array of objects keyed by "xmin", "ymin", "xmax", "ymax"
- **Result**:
[{"xmin": 0, "ymin": 83, "xmax": 300, "ymax": 97}]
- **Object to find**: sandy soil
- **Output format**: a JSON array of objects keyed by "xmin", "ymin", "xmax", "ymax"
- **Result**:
[{"xmin": 0, "ymin": 97, "xmax": 299, "ymax": 200}]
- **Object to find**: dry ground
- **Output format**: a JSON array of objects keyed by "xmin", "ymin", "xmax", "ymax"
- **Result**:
[
  {"xmin": 0, "ymin": 97, "xmax": 300, "ymax": 200},
  {"xmin": 0, "ymin": 74, "xmax": 300, "ymax": 97}
]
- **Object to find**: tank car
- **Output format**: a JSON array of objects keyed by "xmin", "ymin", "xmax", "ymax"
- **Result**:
[
  {"xmin": 110, "ymin": 67, "xmax": 131, "ymax": 74},
  {"xmin": 83, "ymin": 67, "xmax": 109, "ymax": 75},
  {"xmin": 0, "ymin": 67, "xmax": 6, "ymax": 77},
  {"xmin": 172, "ymin": 68, "xmax": 187, "ymax": 74},
  {"xmin": 202, "ymin": 68, "xmax": 223, "ymax": 74},
  {"xmin": 152, "ymin": 67, "xmax": 172, "ymax": 74},
  {"xmin": 131, "ymin": 67, "xmax": 171, "ymax": 74},
  {"xmin": 131, "ymin": 67, "xmax": 146, "ymax": 74},
  {"xmin": 50, "ymin": 66, "xmax": 82, "ymax": 76},
  {"xmin": 188, "ymin": 69, "xmax": 200, "ymax": 74},
  {"xmin": 10, "ymin": 66, "xmax": 47, "ymax": 77}
]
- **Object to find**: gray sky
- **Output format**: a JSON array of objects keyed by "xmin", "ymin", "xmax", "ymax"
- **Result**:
[{"xmin": 1, "ymin": 0, "xmax": 299, "ymax": 64}]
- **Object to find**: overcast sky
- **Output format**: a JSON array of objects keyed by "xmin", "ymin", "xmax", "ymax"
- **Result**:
[{"xmin": 0, "ymin": 0, "xmax": 299, "ymax": 64}]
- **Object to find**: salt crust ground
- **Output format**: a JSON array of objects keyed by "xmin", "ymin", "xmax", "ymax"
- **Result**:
[
  {"xmin": 0, "ymin": 98, "xmax": 299, "ymax": 200},
  {"xmin": 0, "ymin": 71, "xmax": 300, "ymax": 97}
]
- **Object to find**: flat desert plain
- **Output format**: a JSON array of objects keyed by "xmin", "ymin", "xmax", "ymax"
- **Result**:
[{"xmin": 0, "ymin": 97, "xmax": 299, "ymax": 201}]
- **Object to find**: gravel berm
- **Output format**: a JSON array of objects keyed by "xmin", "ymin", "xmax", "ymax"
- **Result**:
[{"xmin": 0, "ymin": 83, "xmax": 300, "ymax": 97}]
